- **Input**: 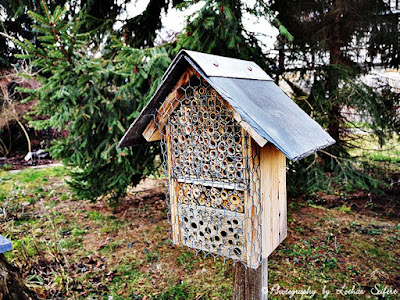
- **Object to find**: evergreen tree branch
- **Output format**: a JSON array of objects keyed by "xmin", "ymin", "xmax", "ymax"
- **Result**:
[{"xmin": 40, "ymin": 0, "xmax": 72, "ymax": 64}]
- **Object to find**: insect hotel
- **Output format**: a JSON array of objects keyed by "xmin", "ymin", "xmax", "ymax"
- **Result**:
[{"xmin": 119, "ymin": 50, "xmax": 334, "ymax": 269}]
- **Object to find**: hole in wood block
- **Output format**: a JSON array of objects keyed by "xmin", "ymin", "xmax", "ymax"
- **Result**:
[{"xmin": 234, "ymin": 248, "xmax": 242, "ymax": 255}]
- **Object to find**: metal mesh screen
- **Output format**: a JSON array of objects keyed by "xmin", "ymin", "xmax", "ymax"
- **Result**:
[{"xmin": 156, "ymin": 70, "xmax": 262, "ymax": 268}]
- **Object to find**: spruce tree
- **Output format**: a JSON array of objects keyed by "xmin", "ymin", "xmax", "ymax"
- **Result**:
[
  {"xmin": 3, "ymin": 1, "xmax": 171, "ymax": 202},
  {"xmin": 267, "ymin": 0, "xmax": 400, "ymax": 193}
]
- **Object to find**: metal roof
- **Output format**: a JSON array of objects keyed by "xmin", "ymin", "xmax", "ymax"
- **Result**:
[{"xmin": 118, "ymin": 50, "xmax": 335, "ymax": 161}]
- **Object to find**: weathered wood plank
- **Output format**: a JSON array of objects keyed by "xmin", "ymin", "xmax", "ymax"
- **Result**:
[
  {"xmin": 260, "ymin": 144, "xmax": 287, "ymax": 257},
  {"xmin": 233, "ymin": 259, "xmax": 268, "ymax": 300},
  {"xmin": 166, "ymin": 125, "xmax": 180, "ymax": 245},
  {"xmin": 176, "ymin": 177, "xmax": 246, "ymax": 191}
]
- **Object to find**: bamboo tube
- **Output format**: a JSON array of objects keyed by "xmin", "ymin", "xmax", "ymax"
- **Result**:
[
  {"xmin": 234, "ymin": 134, "xmax": 241, "ymax": 145},
  {"xmin": 227, "ymin": 163, "xmax": 235, "ymax": 174},
  {"xmin": 221, "ymin": 114, "xmax": 230, "ymax": 122},
  {"xmin": 209, "ymin": 140, "xmax": 217, "ymax": 149},
  {"xmin": 221, "ymin": 169, "xmax": 228, "ymax": 177},
  {"xmin": 193, "ymin": 187, "xmax": 201, "ymax": 198},
  {"xmin": 223, "ymin": 200, "xmax": 230, "ymax": 209},
  {"xmin": 227, "ymin": 146, "xmax": 235, "ymax": 156},
  {"xmin": 198, "ymin": 135, "xmax": 205, "ymax": 144},
  {"xmin": 229, "ymin": 203, "xmax": 237, "ymax": 211},
  {"xmin": 221, "ymin": 160, "xmax": 228, "ymax": 169},
  {"xmin": 218, "ymin": 142, "xmax": 226, "ymax": 153},
  {"xmin": 183, "ymin": 160, "xmax": 190, "ymax": 168},
  {"xmin": 198, "ymin": 87, "xmax": 206, "ymax": 95},
  {"xmin": 212, "ymin": 162, "xmax": 220, "ymax": 173},
  {"xmin": 226, "ymin": 137, "xmax": 234, "ymax": 146},
  {"xmin": 210, "ymin": 149, "xmax": 217, "ymax": 159},
  {"xmin": 230, "ymin": 193, "xmax": 241, "ymax": 205},
  {"xmin": 207, "ymin": 97, "xmax": 215, "ymax": 107},
  {"xmin": 203, "ymin": 153, "xmax": 210, "ymax": 162},
  {"xmin": 182, "ymin": 167, "xmax": 190, "ymax": 176},
  {"xmin": 221, "ymin": 190, "xmax": 228, "ymax": 201},
  {"xmin": 236, "ymin": 205, "xmax": 244, "ymax": 213},
  {"xmin": 198, "ymin": 196, "xmax": 206, "ymax": 206},
  {"xmin": 178, "ymin": 135, "xmax": 185, "ymax": 143},
  {"xmin": 236, "ymin": 161, "xmax": 243, "ymax": 170},
  {"xmin": 210, "ymin": 194, "xmax": 217, "ymax": 205},
  {"xmin": 184, "ymin": 106, "xmax": 191, "ymax": 114},
  {"xmin": 210, "ymin": 112, "xmax": 217, "ymax": 121},
  {"xmin": 179, "ymin": 115, "xmax": 187, "ymax": 124}
]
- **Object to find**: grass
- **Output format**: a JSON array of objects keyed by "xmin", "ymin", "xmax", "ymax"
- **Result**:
[
  {"xmin": 347, "ymin": 133, "xmax": 400, "ymax": 169},
  {"xmin": 0, "ymin": 165, "xmax": 399, "ymax": 299}
]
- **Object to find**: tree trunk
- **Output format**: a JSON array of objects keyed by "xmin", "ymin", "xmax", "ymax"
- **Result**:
[
  {"xmin": 0, "ymin": 254, "xmax": 38, "ymax": 300},
  {"xmin": 328, "ymin": 0, "xmax": 342, "ymax": 145}
]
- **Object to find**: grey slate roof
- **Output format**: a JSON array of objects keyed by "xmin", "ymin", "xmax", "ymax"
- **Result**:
[
  {"xmin": 0, "ymin": 234, "xmax": 12, "ymax": 253},
  {"xmin": 118, "ymin": 50, "xmax": 335, "ymax": 161}
]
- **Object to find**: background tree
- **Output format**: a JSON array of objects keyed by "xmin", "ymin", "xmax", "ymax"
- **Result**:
[
  {"xmin": 3, "ymin": 0, "xmax": 291, "ymax": 202},
  {"xmin": 0, "ymin": 0, "xmax": 183, "ymax": 69},
  {"xmin": 267, "ymin": 0, "xmax": 400, "ymax": 193},
  {"xmin": 3, "ymin": 1, "xmax": 172, "ymax": 201}
]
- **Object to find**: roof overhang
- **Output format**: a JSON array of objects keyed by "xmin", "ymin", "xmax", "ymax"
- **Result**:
[{"xmin": 118, "ymin": 50, "xmax": 335, "ymax": 162}]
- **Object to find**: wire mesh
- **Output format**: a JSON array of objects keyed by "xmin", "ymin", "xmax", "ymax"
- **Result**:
[{"xmin": 156, "ymin": 70, "xmax": 262, "ymax": 268}]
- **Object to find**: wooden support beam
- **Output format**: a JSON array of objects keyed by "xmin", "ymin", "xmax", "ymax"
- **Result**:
[
  {"xmin": 233, "ymin": 260, "xmax": 268, "ymax": 300},
  {"xmin": 166, "ymin": 125, "xmax": 180, "ymax": 245}
]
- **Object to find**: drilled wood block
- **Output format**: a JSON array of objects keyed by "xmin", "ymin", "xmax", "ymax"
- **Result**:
[{"xmin": 178, "ymin": 204, "xmax": 247, "ymax": 261}]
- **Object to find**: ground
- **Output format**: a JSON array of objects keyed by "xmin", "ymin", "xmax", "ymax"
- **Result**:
[{"xmin": 0, "ymin": 164, "xmax": 399, "ymax": 299}]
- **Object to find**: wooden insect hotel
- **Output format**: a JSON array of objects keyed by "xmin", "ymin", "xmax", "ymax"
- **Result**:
[{"xmin": 119, "ymin": 50, "xmax": 334, "ymax": 269}]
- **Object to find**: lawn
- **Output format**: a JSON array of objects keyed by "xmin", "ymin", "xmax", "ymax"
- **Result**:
[{"xmin": 0, "ymin": 165, "xmax": 399, "ymax": 299}]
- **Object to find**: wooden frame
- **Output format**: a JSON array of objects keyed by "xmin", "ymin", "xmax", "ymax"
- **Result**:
[{"xmin": 147, "ymin": 64, "xmax": 287, "ymax": 266}]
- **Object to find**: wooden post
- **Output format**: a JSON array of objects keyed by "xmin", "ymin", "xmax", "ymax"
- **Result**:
[{"xmin": 233, "ymin": 259, "xmax": 268, "ymax": 300}]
